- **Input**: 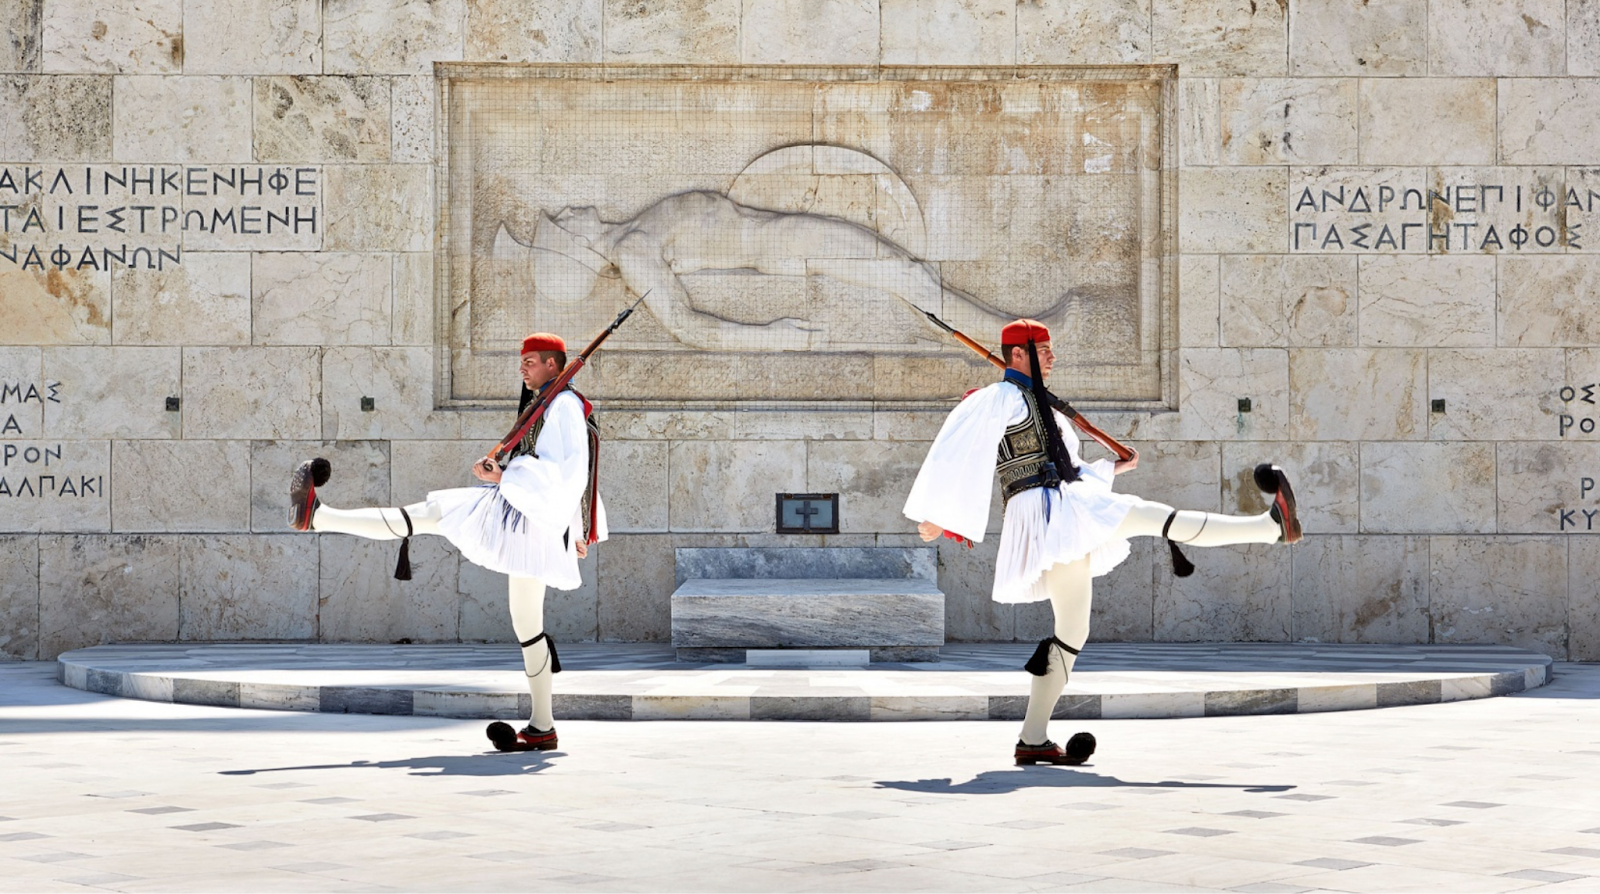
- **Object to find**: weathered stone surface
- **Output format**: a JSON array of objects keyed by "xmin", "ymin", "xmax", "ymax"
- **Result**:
[
  {"xmin": 1359, "ymin": 79, "xmax": 1495, "ymax": 166},
  {"xmin": 1222, "ymin": 441, "xmax": 1361, "ymax": 535},
  {"xmin": 1500, "ymin": 257, "xmax": 1600, "ymax": 346},
  {"xmin": 323, "ymin": 164, "xmax": 431, "ymax": 251},
  {"xmin": 178, "ymin": 535, "xmax": 318, "ymax": 640},
  {"xmin": 390, "ymin": 76, "xmax": 433, "ymax": 163},
  {"xmin": 112, "ymin": 253, "xmax": 251, "ymax": 345},
  {"xmin": 322, "ymin": 347, "xmax": 462, "ymax": 440},
  {"xmin": 1427, "ymin": 349, "xmax": 1564, "ymax": 442},
  {"xmin": 1289, "ymin": 348, "xmax": 1426, "ymax": 441},
  {"xmin": 1571, "ymin": 538, "xmax": 1600, "ymax": 661},
  {"xmin": 319, "ymin": 535, "xmax": 459, "ymax": 642},
  {"xmin": 1288, "ymin": 0, "xmax": 1425, "ymax": 76},
  {"xmin": 1496, "ymin": 442, "xmax": 1600, "ymax": 534},
  {"xmin": 1153, "ymin": 543, "xmax": 1290, "ymax": 641},
  {"xmin": 884, "ymin": 0, "xmax": 1018, "ymax": 66},
  {"xmin": 939, "ymin": 535, "xmax": 1013, "ymax": 641},
  {"xmin": 182, "ymin": 0, "xmax": 320, "ymax": 74},
  {"xmin": 805, "ymin": 440, "xmax": 927, "ymax": 534},
  {"xmin": 1428, "ymin": 0, "xmax": 1563, "ymax": 76},
  {"xmin": 251, "ymin": 439, "xmax": 391, "ymax": 532},
  {"xmin": 1290, "ymin": 535, "xmax": 1429, "ymax": 643},
  {"xmin": 0, "ymin": 348, "xmax": 42, "ymax": 438},
  {"xmin": 1179, "ymin": 168, "xmax": 1286, "ymax": 253},
  {"xmin": 1179, "ymin": 254, "xmax": 1219, "ymax": 347},
  {"xmin": 1, "ymin": 1, "xmax": 42, "ymax": 72},
  {"xmin": 1361, "ymin": 442, "xmax": 1496, "ymax": 534},
  {"xmin": 1221, "ymin": 255, "xmax": 1356, "ymax": 347},
  {"xmin": 0, "ymin": 74, "xmax": 110, "ymax": 157},
  {"xmin": 675, "ymin": 546, "xmax": 936, "ymax": 586},
  {"xmin": 182, "ymin": 347, "xmax": 321, "ymax": 440},
  {"xmin": 391, "ymin": 252, "xmax": 433, "ymax": 346},
  {"xmin": 1430, "ymin": 535, "xmax": 1567, "ymax": 658},
  {"xmin": 596, "ymin": 533, "xmax": 673, "ymax": 642},
  {"xmin": 39, "ymin": 534, "xmax": 180, "ymax": 657},
  {"xmin": 42, "ymin": 347, "xmax": 179, "ymax": 438},
  {"xmin": 741, "ymin": 0, "xmax": 877, "ymax": 63},
  {"xmin": 113, "ymin": 75, "xmax": 251, "ymax": 162},
  {"xmin": 41, "ymin": 0, "xmax": 181, "ymax": 73},
  {"xmin": 1142, "ymin": 348, "xmax": 1289, "ymax": 442},
  {"xmin": 596, "ymin": 411, "xmax": 735, "ymax": 441},
  {"xmin": 1501, "ymin": 80, "xmax": 1600, "ymax": 165},
  {"xmin": 1179, "ymin": 77, "xmax": 1219, "ymax": 167},
  {"xmin": 1152, "ymin": 0, "xmax": 1286, "ymax": 76},
  {"xmin": 388, "ymin": 440, "xmax": 478, "ymax": 506},
  {"xmin": 0, "ymin": 440, "xmax": 109, "ymax": 533},
  {"xmin": 253, "ymin": 253, "xmax": 391, "ymax": 346},
  {"xmin": 0, "ymin": 535, "xmax": 39, "ymax": 659},
  {"xmin": 458, "ymin": 557, "xmax": 599, "ymax": 643},
  {"xmin": 466, "ymin": 0, "xmax": 601, "ymax": 62},
  {"xmin": 668, "ymin": 440, "xmax": 807, "ymax": 532},
  {"xmin": 0, "ymin": 266, "xmax": 110, "ymax": 347},
  {"xmin": 1219, "ymin": 78, "xmax": 1357, "ymax": 166},
  {"xmin": 595, "ymin": 439, "xmax": 667, "ymax": 533},
  {"xmin": 1573, "ymin": 0, "xmax": 1600, "ymax": 76},
  {"xmin": 1016, "ymin": 0, "xmax": 1149, "ymax": 64},
  {"xmin": 603, "ymin": 0, "xmax": 739, "ymax": 63},
  {"xmin": 323, "ymin": 0, "xmax": 464, "ymax": 75},
  {"xmin": 873, "ymin": 410, "xmax": 946, "ymax": 442},
  {"xmin": 734, "ymin": 410, "xmax": 873, "ymax": 441},
  {"xmin": 254, "ymin": 77, "xmax": 391, "ymax": 163},
  {"xmin": 671, "ymin": 578, "xmax": 944, "ymax": 648},
  {"xmin": 112, "ymin": 440, "xmax": 249, "ymax": 532},
  {"xmin": 1086, "ymin": 536, "xmax": 1156, "ymax": 642},
  {"xmin": 1357, "ymin": 255, "xmax": 1496, "ymax": 347},
  {"xmin": 1120, "ymin": 441, "xmax": 1222, "ymax": 512}
]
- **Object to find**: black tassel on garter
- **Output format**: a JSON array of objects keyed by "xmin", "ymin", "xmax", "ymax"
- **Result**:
[
  {"xmin": 519, "ymin": 632, "xmax": 562, "ymax": 674},
  {"xmin": 393, "ymin": 507, "xmax": 414, "ymax": 581},
  {"xmin": 1160, "ymin": 510, "xmax": 1196, "ymax": 578},
  {"xmin": 1024, "ymin": 635, "xmax": 1080, "ymax": 676}
]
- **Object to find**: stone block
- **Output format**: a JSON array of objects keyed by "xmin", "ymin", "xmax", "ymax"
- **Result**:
[
  {"xmin": 1289, "ymin": 535, "xmax": 1429, "ymax": 644},
  {"xmin": 1499, "ymin": 81, "xmax": 1600, "ymax": 165},
  {"xmin": 1573, "ymin": 0, "xmax": 1600, "ymax": 76},
  {"xmin": 390, "ymin": 75, "xmax": 433, "ymax": 164},
  {"xmin": 42, "ymin": 347, "xmax": 179, "ymax": 439},
  {"xmin": 318, "ymin": 535, "xmax": 459, "ymax": 642},
  {"xmin": 1359, "ymin": 79, "xmax": 1494, "ymax": 166},
  {"xmin": 1179, "ymin": 168, "xmax": 1286, "ymax": 253},
  {"xmin": 1221, "ymin": 255, "xmax": 1356, "ymax": 347},
  {"xmin": 0, "ymin": 535, "xmax": 39, "ymax": 659},
  {"xmin": 602, "ymin": 0, "xmax": 739, "ymax": 63},
  {"xmin": 1500, "ymin": 257, "xmax": 1600, "ymax": 347},
  {"xmin": 1179, "ymin": 77, "xmax": 1219, "ymax": 167},
  {"xmin": 1120, "ymin": 441, "xmax": 1222, "ymax": 513},
  {"xmin": 1289, "ymin": 348, "xmax": 1426, "ymax": 441},
  {"xmin": 0, "ymin": 348, "xmax": 43, "ymax": 438},
  {"xmin": 323, "ymin": 164, "xmax": 431, "ymax": 251},
  {"xmin": 1497, "ymin": 443, "xmax": 1600, "ymax": 534},
  {"xmin": 668, "ymin": 440, "xmax": 807, "ymax": 532},
  {"xmin": 1146, "ymin": 348, "xmax": 1289, "ymax": 442},
  {"xmin": 1219, "ymin": 78, "xmax": 1357, "ymax": 166},
  {"xmin": 172, "ymin": 678, "xmax": 238, "ymax": 708},
  {"xmin": 1360, "ymin": 442, "xmax": 1496, "ymax": 534},
  {"xmin": 182, "ymin": 347, "xmax": 321, "ymax": 440},
  {"xmin": 880, "ymin": 0, "xmax": 1014, "ymax": 65},
  {"xmin": 391, "ymin": 252, "xmax": 433, "ymax": 346},
  {"xmin": 322, "ymin": 347, "xmax": 462, "ymax": 440},
  {"xmin": 805, "ymin": 440, "xmax": 927, "ymax": 534},
  {"xmin": 740, "ymin": 0, "xmax": 877, "ymax": 64},
  {"xmin": 323, "ymin": 0, "xmax": 465, "ymax": 75},
  {"xmin": 1152, "ymin": 0, "xmax": 1286, "ymax": 76},
  {"xmin": 939, "ymin": 535, "xmax": 1014, "ymax": 641},
  {"xmin": 254, "ymin": 76, "xmax": 391, "ymax": 163},
  {"xmin": 466, "ymin": 0, "xmax": 602, "ymax": 63},
  {"xmin": 1222, "ymin": 441, "xmax": 1361, "ymax": 535},
  {"xmin": 733, "ymin": 410, "xmax": 872, "ymax": 441},
  {"xmin": 388, "ymin": 440, "xmax": 479, "ymax": 505},
  {"xmin": 873, "ymin": 410, "xmax": 946, "ymax": 442},
  {"xmin": 112, "ymin": 253, "xmax": 251, "ymax": 346},
  {"xmin": 1430, "ymin": 535, "xmax": 1568, "ymax": 659},
  {"xmin": 251, "ymin": 439, "xmax": 391, "ymax": 533},
  {"xmin": 1179, "ymin": 254, "xmax": 1219, "ymax": 347},
  {"xmin": 1428, "ymin": 0, "xmax": 1563, "ymax": 76},
  {"xmin": 1089, "ymin": 536, "xmax": 1156, "ymax": 642},
  {"xmin": 596, "ymin": 533, "xmax": 674, "ymax": 642},
  {"xmin": 0, "ymin": 74, "xmax": 110, "ymax": 158},
  {"xmin": 0, "ymin": 440, "xmax": 110, "ymax": 533},
  {"xmin": 2, "ymin": 1, "xmax": 42, "ymax": 72},
  {"xmin": 1427, "ymin": 349, "xmax": 1564, "ymax": 442},
  {"xmin": 182, "ymin": 0, "xmax": 321, "ymax": 74},
  {"xmin": 597, "ymin": 439, "xmax": 668, "ymax": 533},
  {"xmin": 674, "ymin": 546, "xmax": 936, "ymax": 586},
  {"xmin": 0, "ymin": 266, "xmax": 111, "ymax": 347},
  {"xmin": 1357, "ymin": 255, "xmax": 1496, "ymax": 347},
  {"xmin": 113, "ymin": 75, "xmax": 251, "ymax": 163},
  {"xmin": 1571, "ymin": 538, "xmax": 1600, "ymax": 661},
  {"xmin": 1207, "ymin": 688, "xmax": 1296, "ymax": 716},
  {"xmin": 458, "ymin": 557, "xmax": 598, "ymax": 643},
  {"xmin": 1288, "ymin": 0, "xmax": 1425, "ymax": 76},
  {"xmin": 596, "ymin": 411, "xmax": 735, "ymax": 441},
  {"xmin": 41, "ymin": 0, "xmax": 181, "ymax": 73},
  {"xmin": 671, "ymin": 578, "xmax": 943, "ymax": 650},
  {"xmin": 253, "ymin": 253, "xmax": 391, "ymax": 346},
  {"xmin": 1017, "ymin": 0, "xmax": 1150, "ymax": 65},
  {"xmin": 1153, "ymin": 542, "xmax": 1290, "ymax": 641},
  {"xmin": 178, "ymin": 534, "xmax": 318, "ymax": 640},
  {"xmin": 38, "ymin": 534, "xmax": 180, "ymax": 657},
  {"xmin": 112, "ymin": 440, "xmax": 249, "ymax": 532}
]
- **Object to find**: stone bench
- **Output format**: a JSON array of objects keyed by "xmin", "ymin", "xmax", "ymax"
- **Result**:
[{"xmin": 670, "ymin": 577, "xmax": 945, "ymax": 663}]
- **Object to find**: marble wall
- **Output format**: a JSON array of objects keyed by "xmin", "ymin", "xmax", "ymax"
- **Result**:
[{"xmin": 4, "ymin": 0, "xmax": 1600, "ymax": 661}]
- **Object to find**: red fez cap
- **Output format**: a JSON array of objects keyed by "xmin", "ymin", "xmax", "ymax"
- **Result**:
[
  {"xmin": 520, "ymin": 333, "xmax": 565, "ymax": 355},
  {"xmin": 1001, "ymin": 319, "xmax": 1050, "ymax": 344}
]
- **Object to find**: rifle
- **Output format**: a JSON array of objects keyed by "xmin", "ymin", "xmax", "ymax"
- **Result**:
[
  {"xmin": 921, "ymin": 310, "xmax": 1138, "ymax": 464},
  {"xmin": 483, "ymin": 291, "xmax": 648, "ymax": 470}
]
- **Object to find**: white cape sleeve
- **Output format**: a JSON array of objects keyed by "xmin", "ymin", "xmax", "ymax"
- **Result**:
[
  {"xmin": 497, "ymin": 392, "xmax": 589, "ymax": 533},
  {"xmin": 901, "ymin": 385, "xmax": 1015, "ymax": 543}
]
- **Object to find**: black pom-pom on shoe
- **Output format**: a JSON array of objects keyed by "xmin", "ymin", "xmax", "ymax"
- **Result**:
[
  {"xmin": 1065, "ymin": 731, "xmax": 1097, "ymax": 763},
  {"xmin": 486, "ymin": 721, "xmax": 521, "ymax": 752},
  {"xmin": 1253, "ymin": 462, "xmax": 1279, "ymax": 494}
]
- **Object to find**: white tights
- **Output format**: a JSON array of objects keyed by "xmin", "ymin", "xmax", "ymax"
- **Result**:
[
  {"xmin": 1017, "ymin": 499, "xmax": 1281, "ymax": 746},
  {"xmin": 311, "ymin": 503, "xmax": 555, "ymax": 731}
]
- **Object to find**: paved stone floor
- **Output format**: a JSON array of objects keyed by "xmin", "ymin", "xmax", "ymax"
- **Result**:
[{"xmin": 3, "ymin": 659, "xmax": 1599, "ymax": 893}]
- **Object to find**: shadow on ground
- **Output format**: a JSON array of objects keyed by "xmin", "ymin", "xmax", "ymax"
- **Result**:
[{"xmin": 875, "ymin": 769, "xmax": 1295, "ymax": 795}]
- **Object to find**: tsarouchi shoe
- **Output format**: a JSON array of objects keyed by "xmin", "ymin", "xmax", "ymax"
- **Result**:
[
  {"xmin": 516, "ymin": 724, "xmax": 558, "ymax": 751},
  {"xmin": 484, "ymin": 721, "xmax": 560, "ymax": 753},
  {"xmin": 288, "ymin": 458, "xmax": 330, "ymax": 532},
  {"xmin": 1254, "ymin": 462, "xmax": 1302, "ymax": 544},
  {"xmin": 1015, "ymin": 732, "xmax": 1096, "ymax": 766}
]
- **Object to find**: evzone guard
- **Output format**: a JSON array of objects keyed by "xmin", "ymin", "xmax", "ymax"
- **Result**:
[
  {"xmin": 904, "ymin": 319, "xmax": 1302, "ymax": 766},
  {"xmin": 288, "ymin": 332, "xmax": 606, "ymax": 753}
]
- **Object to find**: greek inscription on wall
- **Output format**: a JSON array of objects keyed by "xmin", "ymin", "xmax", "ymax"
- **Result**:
[{"xmin": 0, "ymin": 382, "xmax": 101, "ymax": 502}]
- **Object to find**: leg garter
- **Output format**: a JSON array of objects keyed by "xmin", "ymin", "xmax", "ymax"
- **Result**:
[
  {"xmin": 518, "ymin": 631, "xmax": 562, "ymax": 675},
  {"xmin": 1024, "ymin": 635, "xmax": 1080, "ymax": 677}
]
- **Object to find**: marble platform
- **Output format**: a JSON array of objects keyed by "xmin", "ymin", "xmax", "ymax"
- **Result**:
[
  {"xmin": 671, "ymin": 578, "xmax": 945, "ymax": 662},
  {"xmin": 57, "ymin": 642, "xmax": 1553, "ymax": 722}
]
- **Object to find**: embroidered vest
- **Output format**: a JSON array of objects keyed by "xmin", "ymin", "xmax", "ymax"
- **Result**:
[{"xmin": 995, "ymin": 386, "xmax": 1061, "ymax": 506}]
